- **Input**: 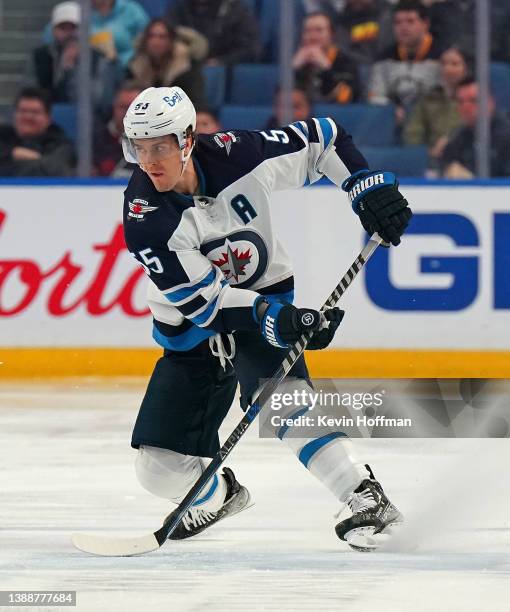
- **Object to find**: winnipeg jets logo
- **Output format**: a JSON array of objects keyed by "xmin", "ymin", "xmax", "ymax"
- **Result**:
[
  {"xmin": 201, "ymin": 230, "xmax": 268, "ymax": 288},
  {"xmin": 212, "ymin": 242, "xmax": 252, "ymax": 283},
  {"xmin": 128, "ymin": 199, "xmax": 158, "ymax": 221},
  {"xmin": 214, "ymin": 132, "xmax": 239, "ymax": 156}
]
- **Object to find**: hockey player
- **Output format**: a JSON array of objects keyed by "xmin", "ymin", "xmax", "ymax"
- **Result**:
[{"xmin": 122, "ymin": 86, "xmax": 411, "ymax": 551}]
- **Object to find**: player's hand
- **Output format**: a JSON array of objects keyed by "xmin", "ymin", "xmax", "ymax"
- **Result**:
[
  {"xmin": 342, "ymin": 170, "xmax": 412, "ymax": 246},
  {"xmin": 254, "ymin": 297, "xmax": 344, "ymax": 350},
  {"xmin": 307, "ymin": 307, "xmax": 344, "ymax": 350}
]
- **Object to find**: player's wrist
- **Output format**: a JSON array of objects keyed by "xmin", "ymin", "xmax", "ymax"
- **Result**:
[{"xmin": 256, "ymin": 299, "xmax": 288, "ymax": 348}]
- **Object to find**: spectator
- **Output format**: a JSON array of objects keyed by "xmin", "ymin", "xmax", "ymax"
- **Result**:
[
  {"xmin": 196, "ymin": 109, "xmax": 222, "ymax": 134},
  {"xmin": 126, "ymin": 19, "xmax": 207, "ymax": 107},
  {"xmin": 93, "ymin": 81, "xmax": 142, "ymax": 177},
  {"xmin": 0, "ymin": 87, "xmax": 75, "ymax": 177},
  {"xmin": 429, "ymin": 0, "xmax": 510, "ymax": 63},
  {"xmin": 440, "ymin": 79, "xmax": 510, "ymax": 178},
  {"xmin": 369, "ymin": 0, "xmax": 442, "ymax": 124},
  {"xmin": 90, "ymin": 0, "xmax": 149, "ymax": 69},
  {"xmin": 293, "ymin": 12, "xmax": 361, "ymax": 103},
  {"xmin": 167, "ymin": 0, "xmax": 260, "ymax": 65},
  {"xmin": 404, "ymin": 46, "xmax": 470, "ymax": 169},
  {"xmin": 337, "ymin": 0, "xmax": 394, "ymax": 65},
  {"xmin": 32, "ymin": 1, "xmax": 122, "ymax": 117},
  {"xmin": 265, "ymin": 87, "xmax": 312, "ymax": 129}
]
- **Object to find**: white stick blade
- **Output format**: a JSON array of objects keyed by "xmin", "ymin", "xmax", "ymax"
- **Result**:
[{"xmin": 71, "ymin": 532, "xmax": 160, "ymax": 557}]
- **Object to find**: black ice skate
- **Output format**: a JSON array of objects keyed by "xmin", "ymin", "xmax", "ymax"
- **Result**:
[
  {"xmin": 165, "ymin": 467, "xmax": 252, "ymax": 540},
  {"xmin": 335, "ymin": 465, "xmax": 403, "ymax": 552}
]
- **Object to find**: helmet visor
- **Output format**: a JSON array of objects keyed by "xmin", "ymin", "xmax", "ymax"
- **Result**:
[{"xmin": 121, "ymin": 135, "xmax": 182, "ymax": 165}]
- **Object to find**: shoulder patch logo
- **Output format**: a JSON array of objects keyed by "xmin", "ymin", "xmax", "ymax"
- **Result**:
[
  {"xmin": 128, "ymin": 198, "xmax": 158, "ymax": 221},
  {"xmin": 213, "ymin": 132, "xmax": 239, "ymax": 156}
]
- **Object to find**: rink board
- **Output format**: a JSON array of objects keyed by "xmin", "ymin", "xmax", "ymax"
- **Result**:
[{"xmin": 0, "ymin": 180, "xmax": 509, "ymax": 377}]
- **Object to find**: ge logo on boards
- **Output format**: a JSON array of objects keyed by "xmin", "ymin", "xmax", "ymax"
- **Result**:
[{"xmin": 365, "ymin": 213, "xmax": 510, "ymax": 311}]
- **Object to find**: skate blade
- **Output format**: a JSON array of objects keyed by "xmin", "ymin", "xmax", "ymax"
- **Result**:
[{"xmin": 345, "ymin": 522, "xmax": 402, "ymax": 552}]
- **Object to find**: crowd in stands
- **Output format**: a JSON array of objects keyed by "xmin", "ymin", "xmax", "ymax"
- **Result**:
[{"xmin": 0, "ymin": 0, "xmax": 509, "ymax": 178}]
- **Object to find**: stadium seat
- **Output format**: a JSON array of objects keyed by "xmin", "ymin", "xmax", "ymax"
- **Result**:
[
  {"xmin": 219, "ymin": 104, "xmax": 272, "ymax": 130},
  {"xmin": 490, "ymin": 62, "xmax": 510, "ymax": 112},
  {"xmin": 139, "ymin": 0, "xmax": 174, "ymax": 18},
  {"xmin": 204, "ymin": 65, "xmax": 226, "ymax": 110},
  {"xmin": 313, "ymin": 103, "xmax": 396, "ymax": 147},
  {"xmin": 229, "ymin": 64, "xmax": 279, "ymax": 105},
  {"xmin": 361, "ymin": 146, "xmax": 428, "ymax": 177},
  {"xmin": 258, "ymin": 0, "xmax": 305, "ymax": 62},
  {"xmin": 52, "ymin": 103, "xmax": 77, "ymax": 141}
]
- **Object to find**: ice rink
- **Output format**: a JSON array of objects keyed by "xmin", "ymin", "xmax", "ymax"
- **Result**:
[{"xmin": 1, "ymin": 381, "xmax": 509, "ymax": 612}]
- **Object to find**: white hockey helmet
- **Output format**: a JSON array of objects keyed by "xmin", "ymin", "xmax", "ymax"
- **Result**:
[{"xmin": 122, "ymin": 86, "xmax": 196, "ymax": 168}]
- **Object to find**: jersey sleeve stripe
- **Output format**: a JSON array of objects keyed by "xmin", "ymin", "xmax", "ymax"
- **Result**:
[
  {"xmin": 190, "ymin": 294, "xmax": 220, "ymax": 326},
  {"xmin": 176, "ymin": 293, "xmax": 208, "ymax": 316},
  {"xmin": 317, "ymin": 117, "xmax": 334, "ymax": 149},
  {"xmin": 164, "ymin": 268, "xmax": 216, "ymax": 304},
  {"xmin": 162, "ymin": 265, "xmax": 212, "ymax": 295},
  {"xmin": 304, "ymin": 119, "xmax": 320, "ymax": 143},
  {"xmin": 291, "ymin": 121, "xmax": 309, "ymax": 139},
  {"xmin": 152, "ymin": 321, "xmax": 215, "ymax": 351}
]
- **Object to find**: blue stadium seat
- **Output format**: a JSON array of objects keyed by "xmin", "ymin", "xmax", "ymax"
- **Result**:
[
  {"xmin": 204, "ymin": 65, "xmax": 226, "ymax": 110},
  {"xmin": 361, "ymin": 146, "xmax": 428, "ymax": 177},
  {"xmin": 258, "ymin": 0, "xmax": 305, "ymax": 62},
  {"xmin": 52, "ymin": 104, "xmax": 77, "ymax": 141},
  {"xmin": 313, "ymin": 103, "xmax": 396, "ymax": 146},
  {"xmin": 229, "ymin": 64, "xmax": 279, "ymax": 105},
  {"xmin": 490, "ymin": 62, "xmax": 510, "ymax": 112},
  {"xmin": 140, "ymin": 0, "xmax": 174, "ymax": 18},
  {"xmin": 219, "ymin": 104, "xmax": 272, "ymax": 130}
]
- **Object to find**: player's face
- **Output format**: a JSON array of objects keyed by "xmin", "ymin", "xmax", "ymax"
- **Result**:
[
  {"xmin": 393, "ymin": 11, "xmax": 428, "ymax": 48},
  {"xmin": 133, "ymin": 136, "xmax": 185, "ymax": 192}
]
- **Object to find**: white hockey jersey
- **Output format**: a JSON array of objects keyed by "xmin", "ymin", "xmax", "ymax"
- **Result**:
[{"xmin": 123, "ymin": 118, "xmax": 368, "ymax": 350}]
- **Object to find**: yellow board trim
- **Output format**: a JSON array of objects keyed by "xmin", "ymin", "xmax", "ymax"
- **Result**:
[{"xmin": 1, "ymin": 348, "xmax": 509, "ymax": 379}]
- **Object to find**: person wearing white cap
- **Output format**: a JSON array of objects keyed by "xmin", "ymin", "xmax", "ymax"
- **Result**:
[
  {"xmin": 31, "ymin": 0, "xmax": 122, "ymax": 116},
  {"xmin": 51, "ymin": 1, "xmax": 81, "ymax": 31}
]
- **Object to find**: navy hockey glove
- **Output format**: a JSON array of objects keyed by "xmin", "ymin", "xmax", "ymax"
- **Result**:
[
  {"xmin": 342, "ymin": 170, "xmax": 412, "ymax": 246},
  {"xmin": 254, "ymin": 297, "xmax": 344, "ymax": 350}
]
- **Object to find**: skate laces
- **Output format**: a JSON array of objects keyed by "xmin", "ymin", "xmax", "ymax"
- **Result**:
[
  {"xmin": 346, "ymin": 485, "xmax": 378, "ymax": 515},
  {"xmin": 209, "ymin": 333, "xmax": 235, "ymax": 370},
  {"xmin": 181, "ymin": 506, "xmax": 216, "ymax": 531}
]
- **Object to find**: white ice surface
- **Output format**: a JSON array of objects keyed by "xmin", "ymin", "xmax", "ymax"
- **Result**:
[{"xmin": 1, "ymin": 381, "xmax": 509, "ymax": 612}]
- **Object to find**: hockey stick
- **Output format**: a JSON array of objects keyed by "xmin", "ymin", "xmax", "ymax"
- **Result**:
[{"xmin": 72, "ymin": 233, "xmax": 384, "ymax": 556}]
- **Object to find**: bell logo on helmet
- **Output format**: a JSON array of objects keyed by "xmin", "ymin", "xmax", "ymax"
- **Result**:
[{"xmin": 163, "ymin": 92, "xmax": 183, "ymax": 108}]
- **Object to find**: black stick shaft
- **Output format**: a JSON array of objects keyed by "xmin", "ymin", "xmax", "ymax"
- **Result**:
[{"xmin": 155, "ymin": 234, "xmax": 383, "ymax": 544}]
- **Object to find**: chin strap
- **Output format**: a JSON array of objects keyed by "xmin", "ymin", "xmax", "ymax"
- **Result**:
[{"xmin": 180, "ymin": 140, "xmax": 195, "ymax": 176}]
